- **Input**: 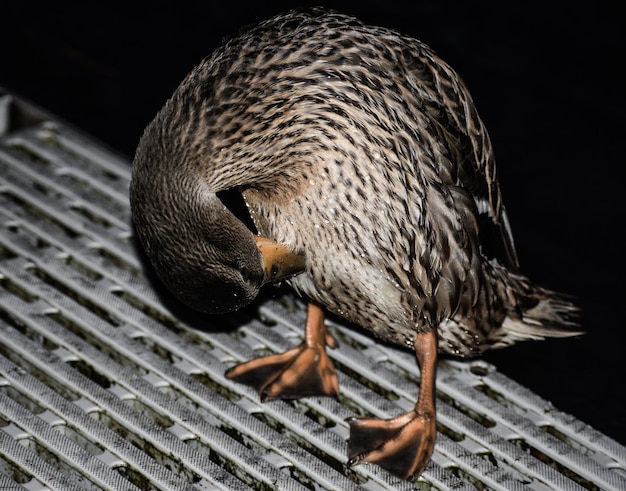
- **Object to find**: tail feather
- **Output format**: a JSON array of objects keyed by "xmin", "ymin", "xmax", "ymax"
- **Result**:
[
  {"xmin": 494, "ymin": 293, "xmax": 583, "ymax": 348},
  {"xmin": 437, "ymin": 263, "xmax": 583, "ymax": 356}
]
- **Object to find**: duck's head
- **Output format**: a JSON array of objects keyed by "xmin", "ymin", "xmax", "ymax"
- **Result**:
[
  {"xmin": 131, "ymin": 179, "xmax": 305, "ymax": 314},
  {"xmin": 129, "ymin": 181, "xmax": 250, "ymax": 314},
  {"xmin": 129, "ymin": 123, "xmax": 305, "ymax": 315}
]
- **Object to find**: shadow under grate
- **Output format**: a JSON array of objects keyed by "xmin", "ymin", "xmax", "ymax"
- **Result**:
[{"xmin": 0, "ymin": 88, "xmax": 625, "ymax": 491}]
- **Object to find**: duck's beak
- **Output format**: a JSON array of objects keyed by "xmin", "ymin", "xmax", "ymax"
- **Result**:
[{"xmin": 254, "ymin": 236, "xmax": 305, "ymax": 284}]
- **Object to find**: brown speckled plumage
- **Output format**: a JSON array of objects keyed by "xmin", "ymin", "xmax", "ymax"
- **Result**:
[{"xmin": 130, "ymin": 8, "xmax": 581, "ymax": 479}]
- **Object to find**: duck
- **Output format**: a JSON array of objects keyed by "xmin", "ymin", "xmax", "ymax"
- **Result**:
[{"xmin": 129, "ymin": 7, "xmax": 582, "ymax": 481}]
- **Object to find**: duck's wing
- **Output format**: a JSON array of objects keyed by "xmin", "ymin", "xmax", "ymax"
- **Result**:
[
  {"xmin": 411, "ymin": 47, "xmax": 521, "ymax": 272},
  {"xmin": 452, "ymin": 79, "xmax": 520, "ymax": 272},
  {"xmin": 366, "ymin": 41, "xmax": 523, "ymax": 326}
]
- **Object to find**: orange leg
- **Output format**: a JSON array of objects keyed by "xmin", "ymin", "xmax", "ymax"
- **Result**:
[
  {"xmin": 225, "ymin": 302, "xmax": 339, "ymax": 401},
  {"xmin": 347, "ymin": 328, "xmax": 438, "ymax": 480}
]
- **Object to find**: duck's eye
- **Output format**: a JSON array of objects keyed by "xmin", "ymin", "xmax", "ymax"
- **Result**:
[
  {"xmin": 240, "ymin": 266, "xmax": 252, "ymax": 282},
  {"xmin": 270, "ymin": 265, "xmax": 279, "ymax": 278}
]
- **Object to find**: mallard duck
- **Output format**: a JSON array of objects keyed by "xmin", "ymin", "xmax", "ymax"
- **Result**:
[{"xmin": 130, "ymin": 8, "xmax": 581, "ymax": 480}]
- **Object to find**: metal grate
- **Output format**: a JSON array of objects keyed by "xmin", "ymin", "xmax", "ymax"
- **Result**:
[{"xmin": 0, "ymin": 89, "xmax": 624, "ymax": 491}]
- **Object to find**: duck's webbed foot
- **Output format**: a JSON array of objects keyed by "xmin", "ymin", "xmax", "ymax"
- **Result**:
[
  {"xmin": 347, "ymin": 408, "xmax": 436, "ymax": 479},
  {"xmin": 225, "ymin": 302, "xmax": 339, "ymax": 401},
  {"xmin": 347, "ymin": 328, "xmax": 438, "ymax": 480}
]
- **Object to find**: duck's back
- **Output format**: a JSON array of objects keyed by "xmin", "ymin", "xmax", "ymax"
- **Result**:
[{"xmin": 174, "ymin": 8, "xmax": 581, "ymax": 354}]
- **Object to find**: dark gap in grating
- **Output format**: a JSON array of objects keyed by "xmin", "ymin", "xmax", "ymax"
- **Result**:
[
  {"xmin": 146, "ymin": 443, "xmax": 205, "ymax": 487},
  {"xmin": 332, "ymin": 359, "xmax": 400, "ymax": 402},
  {"xmin": 54, "ymin": 425, "xmax": 104, "ymax": 457},
  {"xmin": 0, "ymin": 241, "xmax": 18, "ymax": 259},
  {"xmin": 18, "ymin": 437, "xmax": 103, "ymax": 490},
  {"xmin": 246, "ymin": 345, "xmax": 275, "ymax": 360},
  {"xmin": 284, "ymin": 460, "xmax": 369, "ymax": 490},
  {"xmin": 469, "ymin": 361, "xmax": 493, "ymax": 377},
  {"xmin": 257, "ymin": 313, "xmax": 277, "ymax": 327},
  {"xmin": 447, "ymin": 465, "xmax": 489, "ymax": 490},
  {"xmin": 474, "ymin": 383, "xmax": 512, "ymax": 408},
  {"xmin": 39, "ymin": 133, "xmax": 125, "ymax": 187},
  {"xmin": 115, "ymin": 466, "xmax": 161, "ymax": 491},
  {"xmin": 283, "ymin": 466, "xmax": 316, "ymax": 491},
  {"xmin": 510, "ymin": 438, "xmax": 600, "ymax": 490},
  {"xmin": 250, "ymin": 411, "xmax": 350, "ymax": 482},
  {"xmin": 122, "ymin": 398, "xmax": 175, "ymax": 430},
  {"xmin": 130, "ymin": 334, "xmax": 189, "ymax": 373},
  {"xmin": 89, "ymin": 411, "xmax": 202, "ymax": 486},
  {"xmin": 289, "ymin": 432, "xmax": 350, "ymax": 482},
  {"xmin": 31, "ymin": 181, "xmax": 51, "ymax": 197},
  {"xmin": 69, "ymin": 203, "xmax": 112, "ymax": 228},
  {"xmin": 325, "ymin": 324, "xmax": 370, "ymax": 351},
  {"xmin": 0, "ymin": 414, "xmax": 9, "ymax": 427},
  {"xmin": 143, "ymin": 337, "xmax": 182, "ymax": 365},
  {"xmin": 0, "ymin": 275, "xmax": 38, "ymax": 303},
  {"xmin": 110, "ymin": 289, "xmax": 182, "ymax": 333},
  {"xmin": 111, "ymin": 288, "xmax": 231, "ymax": 354},
  {"xmin": 335, "ymin": 393, "xmax": 369, "ymax": 418},
  {"xmin": 272, "ymin": 294, "xmax": 305, "ymax": 314},
  {"xmin": 0, "ymin": 456, "xmax": 35, "ymax": 485},
  {"xmin": 4, "ymin": 223, "xmax": 51, "ymax": 250},
  {"xmin": 477, "ymin": 450, "xmax": 499, "ymax": 468},
  {"xmin": 45, "ymin": 311, "xmax": 148, "ymax": 377},
  {"xmin": 61, "ymin": 255, "xmax": 104, "ymax": 281},
  {"xmin": 7, "ymin": 141, "xmax": 49, "ymax": 166},
  {"xmin": 102, "ymin": 169, "xmax": 122, "ymax": 182},
  {"xmin": 250, "ymin": 411, "xmax": 286, "ymax": 435},
  {"xmin": 27, "ymin": 266, "xmax": 123, "ymax": 327},
  {"xmin": 155, "ymin": 384, "xmax": 243, "ymax": 430},
  {"xmin": 291, "ymin": 400, "xmax": 337, "ymax": 429},
  {"xmin": 156, "ymin": 385, "xmax": 289, "ymax": 474},
  {"xmin": 380, "ymin": 359, "xmax": 420, "ymax": 386},
  {"xmin": 437, "ymin": 390, "xmax": 497, "ymax": 429},
  {"xmin": 0, "ymin": 190, "xmax": 81, "ymax": 239},
  {"xmin": 57, "ymin": 173, "xmax": 127, "ymax": 215},
  {"xmin": 90, "ymin": 247, "xmax": 142, "ymax": 277},
  {"xmin": 218, "ymin": 424, "xmax": 255, "ymax": 452},
  {"xmin": 67, "ymin": 359, "xmax": 112, "ymax": 390},
  {"xmin": 89, "ymin": 411, "xmax": 140, "ymax": 446},
  {"xmin": 186, "ymin": 438, "xmax": 275, "ymax": 491},
  {"xmin": 38, "ymin": 130, "xmax": 62, "ymax": 148},
  {"xmin": 436, "ymin": 421, "xmax": 465, "ymax": 442},
  {"xmin": 0, "ymin": 308, "xmax": 59, "ymax": 352},
  {"xmin": 541, "ymin": 424, "xmax": 594, "ymax": 457},
  {"xmin": 342, "ymin": 466, "xmax": 371, "ymax": 487},
  {"xmin": 189, "ymin": 372, "xmax": 242, "ymax": 403},
  {"xmin": 1, "ymin": 385, "xmax": 47, "ymax": 415},
  {"xmin": 0, "ymin": 348, "xmax": 82, "ymax": 404}
]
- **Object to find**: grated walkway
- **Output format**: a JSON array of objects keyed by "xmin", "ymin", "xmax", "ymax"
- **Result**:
[{"xmin": 0, "ymin": 89, "xmax": 624, "ymax": 490}]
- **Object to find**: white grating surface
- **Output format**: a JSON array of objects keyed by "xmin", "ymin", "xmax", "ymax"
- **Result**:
[{"xmin": 0, "ymin": 89, "xmax": 625, "ymax": 491}]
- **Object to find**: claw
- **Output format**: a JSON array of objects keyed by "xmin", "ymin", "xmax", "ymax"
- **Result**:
[
  {"xmin": 225, "ymin": 303, "xmax": 339, "ymax": 400},
  {"xmin": 346, "ymin": 328, "xmax": 438, "ymax": 480}
]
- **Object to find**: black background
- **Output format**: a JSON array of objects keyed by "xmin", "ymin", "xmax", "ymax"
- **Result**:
[{"xmin": 2, "ymin": 1, "xmax": 624, "ymax": 445}]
